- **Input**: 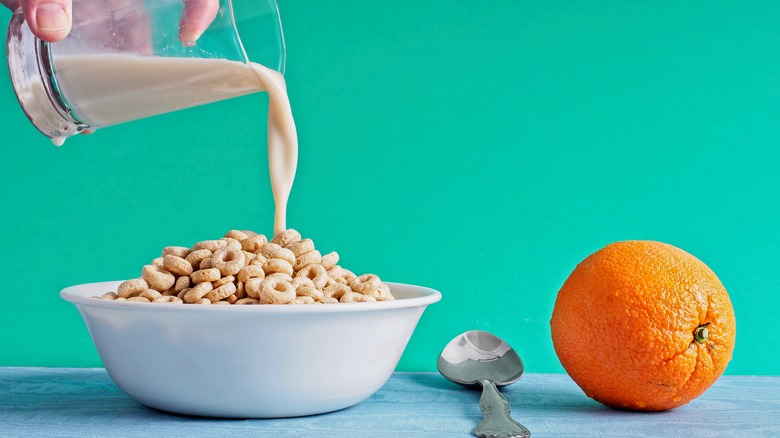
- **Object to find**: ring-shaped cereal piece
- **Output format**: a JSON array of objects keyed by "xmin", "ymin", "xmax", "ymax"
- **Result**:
[
  {"xmin": 183, "ymin": 282, "xmax": 213, "ymax": 303},
  {"xmin": 324, "ymin": 283, "xmax": 351, "ymax": 300},
  {"xmin": 266, "ymin": 272, "xmax": 293, "ymax": 283},
  {"xmin": 245, "ymin": 277, "xmax": 263, "ymax": 299},
  {"xmin": 319, "ymin": 297, "xmax": 339, "ymax": 304},
  {"xmin": 153, "ymin": 296, "xmax": 184, "ymax": 304},
  {"xmin": 174, "ymin": 276, "xmax": 191, "ymax": 292},
  {"xmin": 235, "ymin": 298, "xmax": 259, "ymax": 305},
  {"xmin": 200, "ymin": 258, "xmax": 214, "ymax": 269},
  {"xmin": 297, "ymin": 264, "xmax": 329, "ymax": 290},
  {"xmin": 212, "ymin": 301, "xmax": 231, "ymax": 305},
  {"xmin": 193, "ymin": 239, "xmax": 227, "ymax": 252},
  {"xmin": 241, "ymin": 234, "xmax": 268, "ymax": 253},
  {"xmin": 294, "ymin": 250, "xmax": 321, "ymax": 272},
  {"xmin": 262, "ymin": 258, "xmax": 294, "ymax": 277},
  {"xmin": 226, "ymin": 294, "xmax": 239, "ymax": 304},
  {"xmin": 292, "ymin": 277, "xmax": 324, "ymax": 300},
  {"xmin": 224, "ymin": 230, "xmax": 249, "ymax": 241},
  {"xmin": 250, "ymin": 254, "xmax": 268, "ymax": 267},
  {"xmin": 190, "ymin": 268, "xmax": 221, "ymax": 284},
  {"xmin": 235, "ymin": 281, "xmax": 246, "ymax": 299},
  {"xmin": 340, "ymin": 292, "xmax": 377, "ymax": 303},
  {"xmin": 151, "ymin": 257, "xmax": 165, "ymax": 268},
  {"xmin": 238, "ymin": 265, "xmax": 265, "ymax": 284},
  {"xmin": 185, "ymin": 249, "xmax": 212, "ymax": 270},
  {"xmin": 293, "ymin": 296, "xmax": 316, "ymax": 305},
  {"xmin": 258, "ymin": 277, "xmax": 295, "ymax": 304},
  {"xmin": 257, "ymin": 243, "xmax": 296, "ymax": 265},
  {"xmin": 101, "ymin": 292, "xmax": 119, "ymax": 300},
  {"xmin": 212, "ymin": 275, "xmax": 235, "ymax": 289},
  {"xmin": 350, "ymin": 274, "xmax": 382, "ymax": 294},
  {"xmin": 320, "ymin": 251, "xmax": 339, "ymax": 270},
  {"xmin": 242, "ymin": 251, "xmax": 257, "ymax": 264},
  {"xmin": 140, "ymin": 289, "xmax": 163, "ymax": 301},
  {"xmin": 212, "ymin": 247, "xmax": 246, "ymax": 276},
  {"xmin": 142, "ymin": 265, "xmax": 176, "ymax": 291},
  {"xmin": 177, "ymin": 288, "xmax": 190, "ymax": 299},
  {"xmin": 195, "ymin": 298, "xmax": 211, "ymax": 304},
  {"xmin": 221, "ymin": 238, "xmax": 243, "ymax": 251},
  {"xmin": 163, "ymin": 255, "xmax": 193, "ymax": 276},
  {"xmin": 205, "ymin": 282, "xmax": 236, "ymax": 302},
  {"xmin": 127, "ymin": 296, "xmax": 151, "ymax": 303},
  {"xmin": 117, "ymin": 278, "xmax": 149, "ymax": 298},
  {"xmin": 270, "ymin": 229, "xmax": 301, "ymax": 248},
  {"xmin": 163, "ymin": 246, "xmax": 190, "ymax": 258},
  {"xmin": 286, "ymin": 239, "xmax": 315, "ymax": 257}
]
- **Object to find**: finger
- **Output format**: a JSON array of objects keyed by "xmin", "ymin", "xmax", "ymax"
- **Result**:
[
  {"xmin": 22, "ymin": 0, "xmax": 72, "ymax": 42},
  {"xmin": 179, "ymin": 0, "xmax": 219, "ymax": 46}
]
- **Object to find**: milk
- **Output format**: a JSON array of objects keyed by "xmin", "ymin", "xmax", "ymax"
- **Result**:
[{"xmin": 54, "ymin": 54, "xmax": 297, "ymax": 235}]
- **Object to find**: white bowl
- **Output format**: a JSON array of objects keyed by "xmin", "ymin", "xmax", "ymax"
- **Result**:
[{"xmin": 61, "ymin": 281, "xmax": 441, "ymax": 418}]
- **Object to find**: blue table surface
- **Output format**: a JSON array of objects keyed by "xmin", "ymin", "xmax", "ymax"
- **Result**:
[{"xmin": 1, "ymin": 368, "xmax": 778, "ymax": 437}]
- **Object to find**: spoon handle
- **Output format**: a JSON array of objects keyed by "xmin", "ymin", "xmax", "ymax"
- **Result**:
[{"xmin": 474, "ymin": 379, "xmax": 531, "ymax": 438}]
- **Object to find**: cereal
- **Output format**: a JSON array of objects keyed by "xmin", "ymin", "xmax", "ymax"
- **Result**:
[
  {"xmin": 193, "ymin": 239, "xmax": 227, "ymax": 252},
  {"xmin": 183, "ymin": 282, "xmax": 213, "ymax": 303},
  {"xmin": 244, "ymin": 278, "xmax": 263, "ymax": 299},
  {"xmin": 142, "ymin": 265, "xmax": 176, "ymax": 291},
  {"xmin": 350, "ymin": 274, "xmax": 382, "ymax": 295},
  {"xmin": 117, "ymin": 278, "xmax": 148, "ymax": 298},
  {"xmin": 262, "ymin": 258, "xmax": 294, "ymax": 276},
  {"xmin": 101, "ymin": 229, "xmax": 393, "ymax": 305},
  {"xmin": 235, "ymin": 281, "xmax": 246, "ymax": 299},
  {"xmin": 191, "ymin": 268, "xmax": 221, "ymax": 284},
  {"xmin": 293, "ymin": 296, "xmax": 316, "ymax": 305},
  {"xmin": 242, "ymin": 251, "xmax": 257, "ymax": 263},
  {"xmin": 174, "ymin": 275, "xmax": 191, "ymax": 292},
  {"xmin": 321, "ymin": 251, "xmax": 339, "ymax": 269},
  {"xmin": 153, "ymin": 296, "xmax": 184, "ymax": 304},
  {"xmin": 258, "ymin": 276, "xmax": 295, "ymax": 304},
  {"xmin": 296, "ymin": 264, "xmax": 328, "ymax": 290},
  {"xmin": 212, "ymin": 247, "xmax": 246, "ymax": 276},
  {"xmin": 294, "ymin": 250, "xmax": 321, "ymax": 271},
  {"xmin": 340, "ymin": 292, "xmax": 377, "ymax": 303},
  {"xmin": 213, "ymin": 275, "xmax": 235, "ymax": 289},
  {"xmin": 324, "ymin": 283, "xmax": 351, "ymax": 300},
  {"xmin": 224, "ymin": 230, "xmax": 250, "ymax": 241},
  {"xmin": 140, "ymin": 289, "xmax": 163, "ymax": 301},
  {"xmin": 270, "ymin": 229, "xmax": 301, "ymax": 248},
  {"xmin": 257, "ymin": 243, "xmax": 296, "ymax": 265},
  {"xmin": 241, "ymin": 234, "xmax": 268, "ymax": 252},
  {"xmin": 185, "ymin": 249, "xmax": 212, "ymax": 269},
  {"xmin": 238, "ymin": 265, "xmax": 265, "ymax": 284},
  {"xmin": 163, "ymin": 246, "xmax": 190, "ymax": 258},
  {"xmin": 286, "ymin": 238, "xmax": 314, "ymax": 257},
  {"xmin": 292, "ymin": 277, "xmax": 323, "ymax": 300},
  {"xmin": 163, "ymin": 255, "xmax": 193, "ymax": 276},
  {"xmin": 221, "ymin": 238, "xmax": 243, "ymax": 251}
]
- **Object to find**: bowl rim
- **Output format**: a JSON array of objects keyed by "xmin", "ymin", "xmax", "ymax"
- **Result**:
[{"xmin": 61, "ymin": 280, "xmax": 441, "ymax": 314}]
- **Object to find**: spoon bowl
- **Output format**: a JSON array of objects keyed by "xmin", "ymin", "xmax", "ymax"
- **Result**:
[{"xmin": 438, "ymin": 330, "xmax": 531, "ymax": 438}]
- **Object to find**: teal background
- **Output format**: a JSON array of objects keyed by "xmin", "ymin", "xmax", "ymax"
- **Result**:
[{"xmin": 1, "ymin": 1, "xmax": 778, "ymax": 375}]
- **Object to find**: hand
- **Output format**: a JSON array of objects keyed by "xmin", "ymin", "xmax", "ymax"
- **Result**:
[{"xmin": 0, "ymin": 0, "xmax": 218, "ymax": 44}]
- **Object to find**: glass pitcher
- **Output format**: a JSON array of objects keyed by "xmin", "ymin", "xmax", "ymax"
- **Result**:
[{"xmin": 6, "ymin": 0, "xmax": 285, "ymax": 144}]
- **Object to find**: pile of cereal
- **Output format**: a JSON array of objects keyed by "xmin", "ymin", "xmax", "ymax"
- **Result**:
[{"xmin": 97, "ymin": 229, "xmax": 393, "ymax": 305}]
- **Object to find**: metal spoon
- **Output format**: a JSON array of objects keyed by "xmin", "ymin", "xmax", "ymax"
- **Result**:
[{"xmin": 437, "ymin": 330, "xmax": 531, "ymax": 438}]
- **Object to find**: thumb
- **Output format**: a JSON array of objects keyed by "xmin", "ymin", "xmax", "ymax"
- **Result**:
[{"xmin": 22, "ymin": 0, "xmax": 72, "ymax": 42}]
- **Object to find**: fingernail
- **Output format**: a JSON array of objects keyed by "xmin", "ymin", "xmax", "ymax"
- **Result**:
[{"xmin": 36, "ymin": 3, "xmax": 69, "ymax": 32}]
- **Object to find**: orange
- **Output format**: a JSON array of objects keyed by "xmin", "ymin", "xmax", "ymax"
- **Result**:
[{"xmin": 550, "ymin": 241, "xmax": 736, "ymax": 411}]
